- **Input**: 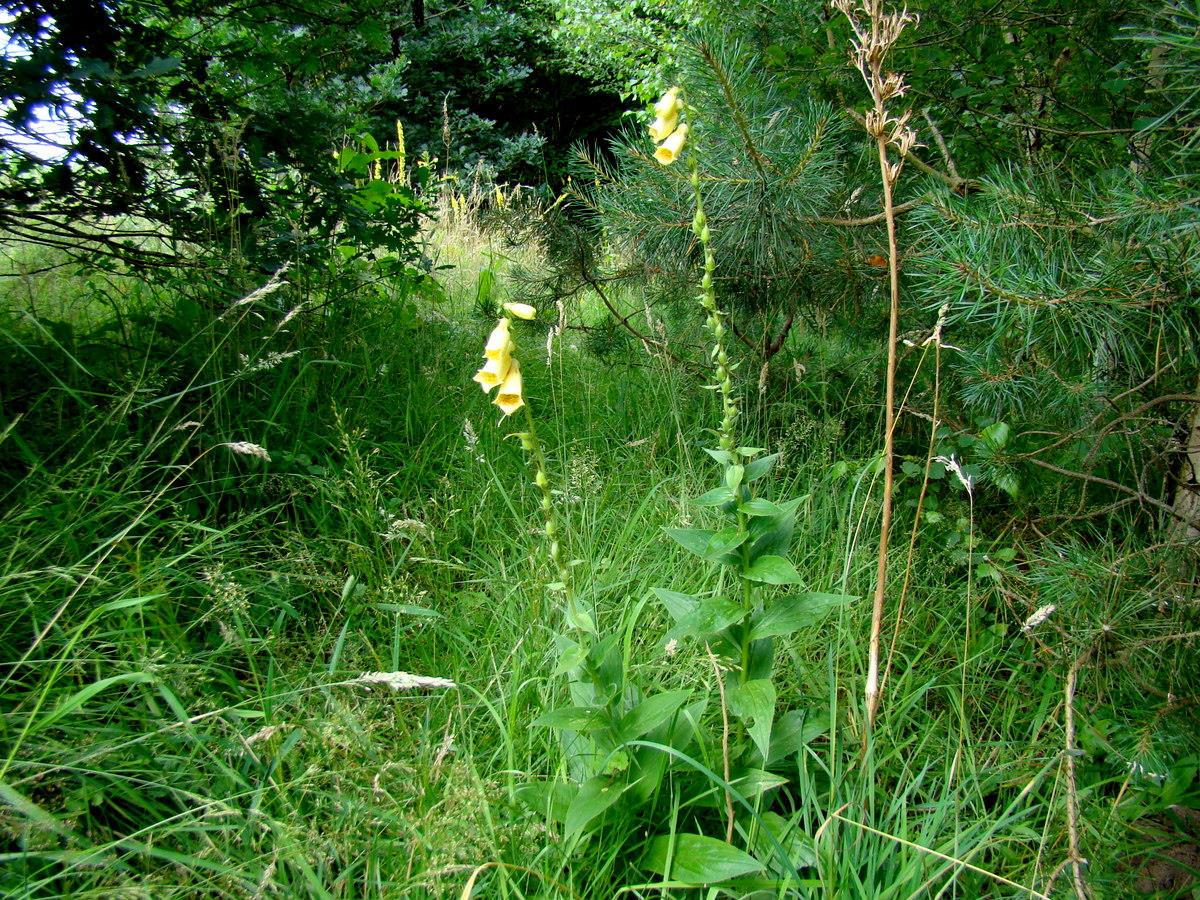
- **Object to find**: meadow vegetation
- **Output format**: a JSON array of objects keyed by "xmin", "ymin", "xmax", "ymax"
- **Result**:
[{"xmin": 2, "ymin": 0, "xmax": 1199, "ymax": 897}]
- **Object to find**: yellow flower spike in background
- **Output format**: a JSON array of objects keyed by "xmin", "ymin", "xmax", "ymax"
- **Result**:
[
  {"xmin": 470, "ymin": 306, "xmax": 591, "ymax": 634},
  {"xmin": 502, "ymin": 302, "xmax": 537, "ymax": 320},
  {"xmin": 493, "ymin": 359, "xmax": 525, "ymax": 416},
  {"xmin": 654, "ymin": 124, "xmax": 688, "ymax": 166}
]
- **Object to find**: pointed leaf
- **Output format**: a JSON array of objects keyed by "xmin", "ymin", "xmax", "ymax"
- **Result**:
[
  {"xmin": 740, "ymin": 498, "xmax": 784, "ymax": 517},
  {"xmin": 768, "ymin": 709, "xmax": 831, "ymax": 766},
  {"xmin": 693, "ymin": 486, "xmax": 735, "ymax": 507},
  {"xmin": 553, "ymin": 641, "xmax": 588, "ymax": 676},
  {"xmin": 744, "ymin": 453, "xmax": 780, "ymax": 482},
  {"xmin": 39, "ymin": 673, "xmax": 155, "ymax": 730},
  {"xmin": 729, "ymin": 767, "xmax": 788, "ymax": 798},
  {"xmin": 532, "ymin": 706, "xmax": 604, "ymax": 731},
  {"xmin": 704, "ymin": 448, "xmax": 734, "ymax": 465},
  {"xmin": 705, "ymin": 526, "xmax": 748, "ymax": 559},
  {"xmin": 747, "ymin": 501, "xmax": 797, "ymax": 561},
  {"xmin": 755, "ymin": 811, "xmax": 818, "ymax": 869},
  {"xmin": 641, "ymin": 833, "xmax": 764, "ymax": 883},
  {"xmin": 564, "ymin": 776, "xmax": 624, "ymax": 841},
  {"xmin": 667, "ymin": 595, "xmax": 745, "ymax": 641},
  {"xmin": 748, "ymin": 592, "xmax": 857, "ymax": 640},
  {"xmin": 743, "ymin": 555, "xmax": 803, "ymax": 585},
  {"xmin": 727, "ymin": 678, "xmax": 776, "ymax": 761},
  {"xmin": 664, "ymin": 527, "xmax": 716, "ymax": 559},
  {"xmin": 617, "ymin": 690, "xmax": 691, "ymax": 742},
  {"xmin": 513, "ymin": 780, "xmax": 577, "ymax": 823},
  {"xmin": 980, "ymin": 421, "xmax": 1010, "ymax": 451},
  {"xmin": 652, "ymin": 587, "xmax": 699, "ymax": 623},
  {"xmin": 725, "ymin": 464, "xmax": 745, "ymax": 492}
]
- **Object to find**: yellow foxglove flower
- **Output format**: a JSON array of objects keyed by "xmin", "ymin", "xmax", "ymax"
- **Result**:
[
  {"xmin": 502, "ymin": 302, "xmax": 537, "ymax": 320},
  {"xmin": 493, "ymin": 359, "xmax": 524, "ymax": 416},
  {"xmin": 484, "ymin": 318, "xmax": 513, "ymax": 361},
  {"xmin": 473, "ymin": 354, "xmax": 511, "ymax": 392},
  {"xmin": 654, "ymin": 124, "xmax": 688, "ymax": 166},
  {"xmin": 653, "ymin": 87, "xmax": 681, "ymax": 119},
  {"xmin": 648, "ymin": 111, "xmax": 678, "ymax": 143}
]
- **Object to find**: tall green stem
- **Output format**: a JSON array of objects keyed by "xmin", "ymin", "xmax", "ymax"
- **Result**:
[
  {"xmin": 520, "ymin": 404, "xmax": 591, "ymax": 633},
  {"xmin": 688, "ymin": 156, "xmax": 738, "ymax": 454}
]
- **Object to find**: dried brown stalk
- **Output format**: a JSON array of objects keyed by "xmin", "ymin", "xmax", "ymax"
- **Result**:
[{"xmin": 834, "ymin": 0, "xmax": 919, "ymax": 731}]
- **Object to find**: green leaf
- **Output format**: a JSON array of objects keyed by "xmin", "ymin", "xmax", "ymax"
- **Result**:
[
  {"xmin": 743, "ymin": 555, "xmax": 803, "ymax": 585},
  {"xmin": 513, "ymin": 781, "xmax": 576, "ymax": 823},
  {"xmin": 740, "ymin": 498, "xmax": 784, "ymax": 517},
  {"xmin": 744, "ymin": 453, "xmax": 780, "ymax": 482},
  {"xmin": 755, "ymin": 812, "xmax": 818, "ymax": 869},
  {"xmin": 616, "ymin": 690, "xmax": 691, "ymax": 742},
  {"xmin": 729, "ymin": 768, "xmax": 788, "ymax": 798},
  {"xmin": 705, "ymin": 526, "xmax": 748, "ymax": 559},
  {"xmin": 565, "ymin": 776, "xmax": 624, "ymax": 841},
  {"xmin": 737, "ymin": 447, "xmax": 766, "ymax": 457},
  {"xmin": 746, "ymin": 498, "xmax": 799, "ymax": 561},
  {"xmin": 641, "ymin": 833, "xmax": 764, "ymax": 884},
  {"xmin": 748, "ymin": 592, "xmax": 857, "ymax": 640},
  {"xmin": 980, "ymin": 421, "xmax": 1010, "ymax": 451},
  {"xmin": 704, "ymin": 448, "xmax": 734, "ymax": 465},
  {"xmin": 553, "ymin": 641, "xmax": 588, "ymax": 676},
  {"xmin": 725, "ymin": 464, "xmax": 745, "ymax": 492},
  {"xmin": 131, "ymin": 56, "xmax": 182, "ymax": 79},
  {"xmin": 768, "ymin": 709, "xmax": 830, "ymax": 765},
  {"xmin": 727, "ymin": 678, "xmax": 776, "ymax": 761},
  {"xmin": 652, "ymin": 588, "xmax": 700, "ymax": 623},
  {"xmin": 666, "ymin": 595, "xmax": 745, "ymax": 642},
  {"xmin": 664, "ymin": 528, "xmax": 716, "ymax": 559},
  {"xmin": 532, "ymin": 706, "xmax": 604, "ymax": 731},
  {"xmin": 693, "ymin": 486, "xmax": 735, "ymax": 507}
]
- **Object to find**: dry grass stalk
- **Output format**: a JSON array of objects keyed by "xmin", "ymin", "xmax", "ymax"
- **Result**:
[{"xmin": 833, "ymin": 0, "xmax": 920, "ymax": 730}]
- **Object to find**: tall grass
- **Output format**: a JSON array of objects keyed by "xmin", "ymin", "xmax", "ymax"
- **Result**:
[{"xmin": 1, "ymin": 200, "xmax": 1196, "ymax": 897}]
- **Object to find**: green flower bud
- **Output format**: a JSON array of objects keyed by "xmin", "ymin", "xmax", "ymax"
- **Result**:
[{"xmin": 535, "ymin": 470, "xmax": 548, "ymax": 489}]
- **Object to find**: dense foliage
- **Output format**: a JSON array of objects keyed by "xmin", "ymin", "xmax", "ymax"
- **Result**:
[
  {"xmin": 0, "ymin": 0, "xmax": 620, "ymax": 270},
  {"xmin": 1, "ymin": 0, "xmax": 1198, "ymax": 897}
]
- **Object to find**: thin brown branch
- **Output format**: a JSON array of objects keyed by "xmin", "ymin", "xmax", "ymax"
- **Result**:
[
  {"xmin": 1025, "ymin": 457, "xmax": 1198, "ymax": 529},
  {"xmin": 581, "ymin": 269, "xmax": 689, "ymax": 368},
  {"xmin": 812, "ymin": 197, "xmax": 924, "ymax": 226},
  {"xmin": 921, "ymin": 108, "xmax": 961, "ymax": 181}
]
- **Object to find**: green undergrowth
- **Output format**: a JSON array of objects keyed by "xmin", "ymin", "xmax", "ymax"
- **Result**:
[{"xmin": 0, "ymin": 236, "xmax": 1197, "ymax": 898}]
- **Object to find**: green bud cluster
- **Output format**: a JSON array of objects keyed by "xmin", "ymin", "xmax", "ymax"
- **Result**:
[{"xmin": 689, "ymin": 155, "xmax": 739, "ymax": 452}]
